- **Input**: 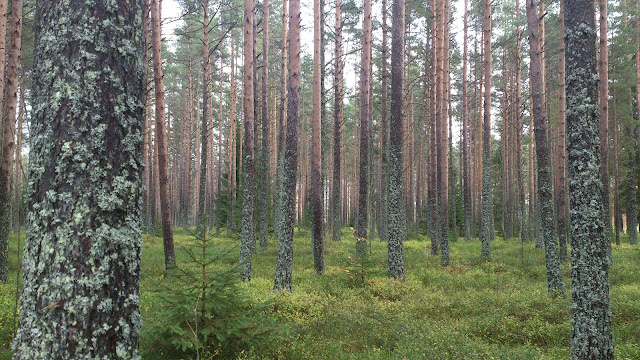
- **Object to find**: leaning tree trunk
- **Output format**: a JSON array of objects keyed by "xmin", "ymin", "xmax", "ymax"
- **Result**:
[
  {"xmin": 0, "ymin": 0, "xmax": 20, "ymax": 284},
  {"xmin": 274, "ymin": 0, "xmax": 301, "ymax": 292},
  {"xmin": 565, "ymin": 0, "xmax": 614, "ymax": 356},
  {"xmin": 13, "ymin": 1, "xmax": 144, "ymax": 357},
  {"xmin": 527, "ymin": 0, "xmax": 564, "ymax": 295},
  {"xmin": 388, "ymin": 0, "xmax": 406, "ymax": 279},
  {"xmin": 240, "ymin": 0, "xmax": 257, "ymax": 282}
]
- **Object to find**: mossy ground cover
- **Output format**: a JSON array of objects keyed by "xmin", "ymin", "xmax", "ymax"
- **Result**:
[{"xmin": 1, "ymin": 228, "xmax": 639, "ymax": 359}]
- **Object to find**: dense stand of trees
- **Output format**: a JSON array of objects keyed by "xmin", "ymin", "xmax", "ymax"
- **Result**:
[{"xmin": 1, "ymin": 0, "xmax": 639, "ymax": 357}]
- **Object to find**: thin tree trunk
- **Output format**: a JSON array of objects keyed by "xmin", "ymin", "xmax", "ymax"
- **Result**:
[
  {"xmin": 311, "ymin": 0, "xmax": 325, "ymax": 271},
  {"xmin": 440, "ymin": 0, "xmax": 450, "ymax": 266},
  {"xmin": 462, "ymin": 0, "xmax": 471, "ymax": 242},
  {"xmin": 480, "ymin": 0, "xmax": 493, "ymax": 258},
  {"xmin": 198, "ymin": 1, "xmax": 211, "ymax": 232},
  {"xmin": 151, "ymin": 0, "xmax": 176, "ymax": 270},
  {"xmin": 260, "ymin": 0, "xmax": 270, "ymax": 250},
  {"xmin": 0, "ymin": 0, "xmax": 19, "ymax": 283},
  {"xmin": 527, "ymin": 0, "xmax": 564, "ymax": 294},
  {"xmin": 332, "ymin": 0, "xmax": 343, "ymax": 242}
]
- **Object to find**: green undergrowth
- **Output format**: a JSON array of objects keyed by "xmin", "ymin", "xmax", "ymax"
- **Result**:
[{"xmin": 1, "ymin": 229, "xmax": 639, "ymax": 359}]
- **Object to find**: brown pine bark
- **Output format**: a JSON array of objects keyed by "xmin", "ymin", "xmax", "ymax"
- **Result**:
[
  {"xmin": 259, "ymin": 0, "xmax": 271, "ymax": 250},
  {"xmin": 228, "ymin": 42, "xmax": 237, "ymax": 234},
  {"xmin": 440, "ymin": 0, "xmax": 450, "ymax": 265},
  {"xmin": 332, "ymin": 0, "xmax": 343, "ymax": 242},
  {"xmin": 198, "ymin": 0, "xmax": 212, "ymax": 232},
  {"xmin": 599, "ymin": 0, "xmax": 610, "ymax": 248},
  {"xmin": 150, "ymin": 0, "xmax": 175, "ymax": 270},
  {"xmin": 462, "ymin": 0, "xmax": 471, "ymax": 241},
  {"xmin": 557, "ymin": 0, "xmax": 569, "ymax": 259},
  {"xmin": 0, "ymin": 0, "xmax": 20, "ymax": 283}
]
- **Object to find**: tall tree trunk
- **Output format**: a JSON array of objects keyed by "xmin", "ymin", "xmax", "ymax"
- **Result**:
[
  {"xmin": 628, "ymin": 153, "xmax": 637, "ymax": 244},
  {"xmin": 0, "ymin": 0, "xmax": 20, "ymax": 283},
  {"xmin": 274, "ymin": 0, "xmax": 301, "ymax": 291},
  {"xmin": 439, "ymin": 0, "xmax": 450, "ymax": 266},
  {"xmin": 480, "ymin": 0, "xmax": 493, "ymax": 258},
  {"xmin": 260, "ymin": 0, "xmax": 271, "ymax": 250},
  {"xmin": 228, "ymin": 42, "xmax": 238, "ymax": 235},
  {"xmin": 516, "ymin": 0, "xmax": 526, "ymax": 244},
  {"xmin": 332, "ymin": 0, "xmax": 343, "ymax": 242},
  {"xmin": 241, "ymin": 0, "xmax": 257, "ymax": 281},
  {"xmin": 356, "ymin": 0, "xmax": 371, "ymax": 255},
  {"xmin": 388, "ymin": 0, "xmax": 406, "ymax": 279},
  {"xmin": 311, "ymin": 0, "xmax": 325, "ymax": 271},
  {"xmin": 151, "ymin": 0, "xmax": 176, "ymax": 270},
  {"xmin": 198, "ymin": 1, "xmax": 211, "ymax": 232},
  {"xmin": 612, "ymin": 64, "xmax": 620, "ymax": 245},
  {"xmin": 217, "ymin": 53, "xmax": 224, "ymax": 233},
  {"xmin": 462, "ymin": 0, "xmax": 471, "ymax": 242},
  {"xmin": 13, "ymin": 1, "xmax": 144, "ymax": 355},
  {"xmin": 527, "ymin": 0, "xmax": 564, "ymax": 294},
  {"xmin": 565, "ymin": 0, "xmax": 614, "ymax": 356},
  {"xmin": 557, "ymin": 0, "xmax": 569, "ymax": 261},
  {"xmin": 274, "ymin": 0, "xmax": 288, "ymax": 239}
]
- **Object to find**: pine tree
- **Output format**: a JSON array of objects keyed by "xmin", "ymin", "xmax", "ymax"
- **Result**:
[
  {"xmin": 565, "ymin": 0, "xmax": 614, "ymax": 356},
  {"xmin": 388, "ymin": 0, "xmax": 406, "ymax": 279},
  {"xmin": 13, "ymin": 1, "xmax": 144, "ymax": 356},
  {"xmin": 480, "ymin": 0, "xmax": 494, "ymax": 258}
]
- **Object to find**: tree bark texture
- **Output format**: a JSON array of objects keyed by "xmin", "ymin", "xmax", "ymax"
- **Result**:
[
  {"xmin": 312, "ymin": 0, "xmax": 324, "ymax": 272},
  {"xmin": 480, "ymin": 0, "xmax": 493, "ymax": 258},
  {"xmin": 13, "ymin": 1, "xmax": 144, "ymax": 356},
  {"xmin": 565, "ymin": 0, "xmax": 614, "ymax": 356}
]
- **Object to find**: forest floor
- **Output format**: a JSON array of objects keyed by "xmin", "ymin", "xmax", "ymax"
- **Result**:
[{"xmin": 1, "ymin": 227, "xmax": 639, "ymax": 359}]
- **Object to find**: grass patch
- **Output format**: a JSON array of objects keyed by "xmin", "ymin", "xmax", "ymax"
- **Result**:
[{"xmin": 1, "ymin": 229, "xmax": 639, "ymax": 359}]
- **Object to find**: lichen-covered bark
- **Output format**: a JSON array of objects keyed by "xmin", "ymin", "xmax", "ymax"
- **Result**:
[
  {"xmin": 311, "ymin": 0, "xmax": 324, "ymax": 272},
  {"xmin": 480, "ymin": 0, "xmax": 493, "ymax": 258},
  {"xmin": 0, "ymin": 0, "xmax": 22, "ymax": 284},
  {"xmin": 565, "ymin": 0, "xmax": 614, "ymax": 356},
  {"xmin": 274, "ymin": 0, "xmax": 300, "ymax": 292},
  {"xmin": 356, "ymin": 0, "xmax": 371, "ymax": 256},
  {"xmin": 332, "ymin": 0, "xmax": 342, "ymax": 242},
  {"xmin": 241, "ymin": 0, "xmax": 257, "ymax": 282},
  {"xmin": 13, "ymin": 1, "xmax": 144, "ymax": 357},
  {"xmin": 388, "ymin": 0, "xmax": 406, "ymax": 279},
  {"xmin": 526, "ymin": 0, "xmax": 564, "ymax": 295},
  {"xmin": 598, "ymin": 0, "xmax": 611, "ymax": 256}
]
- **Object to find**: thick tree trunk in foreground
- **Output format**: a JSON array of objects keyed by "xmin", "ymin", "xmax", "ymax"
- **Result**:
[
  {"xmin": 527, "ymin": 0, "xmax": 564, "ymax": 295},
  {"xmin": 274, "ymin": 0, "xmax": 301, "ymax": 291},
  {"xmin": 311, "ymin": 0, "xmax": 324, "ymax": 272},
  {"xmin": 0, "ymin": 0, "xmax": 20, "ymax": 283},
  {"xmin": 565, "ymin": 0, "xmax": 614, "ymax": 356},
  {"xmin": 151, "ymin": 0, "xmax": 176, "ymax": 270},
  {"xmin": 332, "ymin": 0, "xmax": 343, "ymax": 242},
  {"xmin": 388, "ymin": 0, "xmax": 406, "ymax": 279},
  {"xmin": 480, "ymin": 0, "xmax": 493, "ymax": 258},
  {"xmin": 198, "ymin": 1, "xmax": 211, "ymax": 233},
  {"xmin": 274, "ymin": 0, "xmax": 288, "ymax": 239},
  {"xmin": 241, "ymin": 0, "xmax": 257, "ymax": 281},
  {"xmin": 13, "ymin": 1, "xmax": 144, "ymax": 356}
]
